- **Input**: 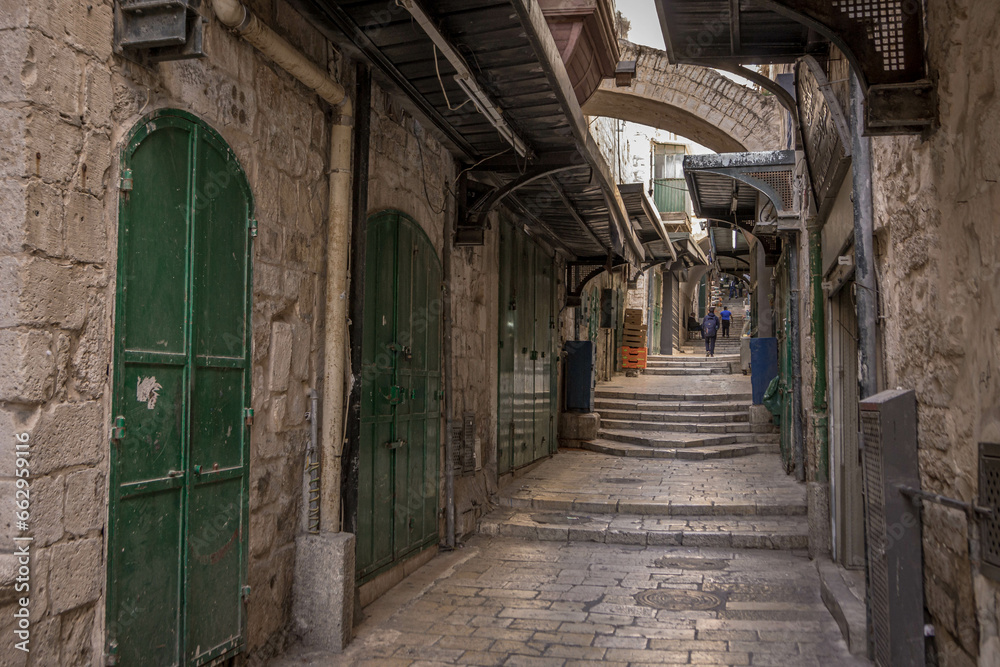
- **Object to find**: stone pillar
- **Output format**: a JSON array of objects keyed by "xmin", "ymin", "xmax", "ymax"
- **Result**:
[{"xmin": 292, "ymin": 532, "xmax": 356, "ymax": 652}]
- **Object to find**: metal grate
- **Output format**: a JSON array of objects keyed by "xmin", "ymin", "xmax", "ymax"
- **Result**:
[
  {"xmin": 745, "ymin": 170, "xmax": 794, "ymax": 211},
  {"xmin": 861, "ymin": 411, "xmax": 892, "ymax": 667},
  {"xmin": 832, "ymin": 0, "xmax": 908, "ymax": 72},
  {"xmin": 979, "ymin": 444, "xmax": 1000, "ymax": 580}
]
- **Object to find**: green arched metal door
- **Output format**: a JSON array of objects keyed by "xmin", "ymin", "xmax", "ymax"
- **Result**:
[
  {"xmin": 357, "ymin": 210, "xmax": 442, "ymax": 582},
  {"xmin": 108, "ymin": 110, "xmax": 253, "ymax": 665}
]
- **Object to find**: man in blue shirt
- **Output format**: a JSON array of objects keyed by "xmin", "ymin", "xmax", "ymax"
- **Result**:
[
  {"xmin": 720, "ymin": 306, "xmax": 732, "ymax": 338},
  {"xmin": 702, "ymin": 307, "xmax": 720, "ymax": 357}
]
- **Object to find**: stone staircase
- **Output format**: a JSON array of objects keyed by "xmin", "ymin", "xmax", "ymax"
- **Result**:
[
  {"xmin": 583, "ymin": 386, "xmax": 778, "ymax": 460},
  {"xmin": 476, "ymin": 308, "xmax": 804, "ymax": 552}
]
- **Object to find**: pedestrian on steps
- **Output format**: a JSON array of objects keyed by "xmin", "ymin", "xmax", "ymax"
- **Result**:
[
  {"xmin": 702, "ymin": 307, "xmax": 720, "ymax": 357},
  {"xmin": 720, "ymin": 306, "xmax": 732, "ymax": 338}
]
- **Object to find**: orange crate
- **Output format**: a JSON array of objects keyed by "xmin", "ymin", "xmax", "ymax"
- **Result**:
[{"xmin": 620, "ymin": 346, "xmax": 648, "ymax": 369}]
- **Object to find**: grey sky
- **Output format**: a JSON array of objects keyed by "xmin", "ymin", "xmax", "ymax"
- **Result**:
[{"xmin": 616, "ymin": 0, "xmax": 665, "ymax": 50}]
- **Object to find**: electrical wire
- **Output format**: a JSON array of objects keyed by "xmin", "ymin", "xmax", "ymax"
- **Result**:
[
  {"xmin": 433, "ymin": 45, "xmax": 473, "ymax": 112},
  {"xmin": 415, "ymin": 131, "xmax": 448, "ymax": 215}
]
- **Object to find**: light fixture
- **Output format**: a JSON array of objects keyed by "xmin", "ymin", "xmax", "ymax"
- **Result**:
[
  {"xmin": 401, "ymin": 0, "xmax": 531, "ymax": 158},
  {"xmin": 732, "ymin": 229, "xmax": 737, "ymax": 248},
  {"xmin": 615, "ymin": 60, "xmax": 637, "ymax": 87}
]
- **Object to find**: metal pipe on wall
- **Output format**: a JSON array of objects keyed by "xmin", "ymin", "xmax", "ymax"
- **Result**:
[
  {"xmin": 789, "ymin": 236, "xmax": 805, "ymax": 482},
  {"xmin": 809, "ymin": 227, "xmax": 829, "ymax": 482},
  {"xmin": 443, "ymin": 186, "xmax": 456, "ymax": 549},
  {"xmin": 212, "ymin": 0, "xmax": 354, "ymax": 532},
  {"xmin": 342, "ymin": 63, "xmax": 371, "ymax": 537},
  {"xmin": 850, "ymin": 71, "xmax": 878, "ymax": 400}
]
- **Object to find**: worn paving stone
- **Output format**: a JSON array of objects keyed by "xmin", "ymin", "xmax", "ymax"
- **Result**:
[{"xmin": 272, "ymin": 537, "xmax": 865, "ymax": 666}]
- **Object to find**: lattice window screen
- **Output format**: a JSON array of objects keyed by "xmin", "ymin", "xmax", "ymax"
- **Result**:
[{"xmin": 832, "ymin": 0, "xmax": 907, "ymax": 72}]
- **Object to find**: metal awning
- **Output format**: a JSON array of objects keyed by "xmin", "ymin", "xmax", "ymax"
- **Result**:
[
  {"xmin": 654, "ymin": 0, "xmax": 933, "ymax": 133},
  {"xmin": 683, "ymin": 151, "xmax": 797, "ymax": 233},
  {"xmin": 705, "ymin": 225, "xmax": 753, "ymax": 273},
  {"xmin": 295, "ymin": 0, "xmax": 642, "ymax": 265},
  {"xmin": 668, "ymin": 232, "xmax": 709, "ymax": 268},
  {"xmin": 618, "ymin": 183, "xmax": 676, "ymax": 262}
]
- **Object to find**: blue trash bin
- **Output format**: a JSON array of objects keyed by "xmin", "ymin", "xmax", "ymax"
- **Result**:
[{"xmin": 749, "ymin": 338, "xmax": 779, "ymax": 405}]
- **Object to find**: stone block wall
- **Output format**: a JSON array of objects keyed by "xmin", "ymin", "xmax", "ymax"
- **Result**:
[
  {"xmin": 869, "ymin": 1, "xmax": 1000, "ymax": 664},
  {"xmin": 0, "ymin": 0, "xmax": 333, "ymax": 662}
]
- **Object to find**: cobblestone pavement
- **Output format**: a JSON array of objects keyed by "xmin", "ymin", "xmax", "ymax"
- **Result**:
[
  {"xmin": 497, "ymin": 450, "xmax": 805, "ymax": 512},
  {"xmin": 273, "ymin": 324, "xmax": 866, "ymax": 666},
  {"xmin": 274, "ymin": 537, "xmax": 865, "ymax": 666}
]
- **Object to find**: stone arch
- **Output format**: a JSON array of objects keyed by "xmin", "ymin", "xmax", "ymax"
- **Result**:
[{"xmin": 582, "ymin": 42, "xmax": 783, "ymax": 153}]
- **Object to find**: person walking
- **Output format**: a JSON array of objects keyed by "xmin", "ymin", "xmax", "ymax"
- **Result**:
[
  {"xmin": 720, "ymin": 306, "xmax": 732, "ymax": 338},
  {"xmin": 702, "ymin": 307, "xmax": 720, "ymax": 357}
]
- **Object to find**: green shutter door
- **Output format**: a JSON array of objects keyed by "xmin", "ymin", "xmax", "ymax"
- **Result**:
[
  {"xmin": 497, "ymin": 220, "xmax": 558, "ymax": 471},
  {"xmin": 108, "ymin": 110, "xmax": 252, "ymax": 666},
  {"xmin": 357, "ymin": 211, "xmax": 441, "ymax": 583},
  {"xmin": 497, "ymin": 222, "xmax": 515, "ymax": 474}
]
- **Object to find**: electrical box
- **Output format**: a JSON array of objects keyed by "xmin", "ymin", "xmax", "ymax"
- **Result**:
[
  {"xmin": 114, "ymin": 0, "xmax": 206, "ymax": 62},
  {"xmin": 859, "ymin": 389, "xmax": 925, "ymax": 667},
  {"xmin": 563, "ymin": 341, "xmax": 595, "ymax": 412}
]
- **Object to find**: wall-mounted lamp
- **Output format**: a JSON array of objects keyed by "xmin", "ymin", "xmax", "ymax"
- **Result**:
[{"xmin": 615, "ymin": 60, "xmax": 637, "ymax": 87}]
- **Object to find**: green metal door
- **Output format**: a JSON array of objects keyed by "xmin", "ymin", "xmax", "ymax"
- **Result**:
[
  {"xmin": 497, "ymin": 222, "xmax": 516, "ymax": 474},
  {"xmin": 650, "ymin": 271, "xmax": 663, "ymax": 355},
  {"xmin": 357, "ymin": 210, "xmax": 441, "ymax": 583},
  {"xmin": 108, "ymin": 110, "xmax": 253, "ymax": 666},
  {"xmin": 497, "ymin": 220, "xmax": 557, "ymax": 471}
]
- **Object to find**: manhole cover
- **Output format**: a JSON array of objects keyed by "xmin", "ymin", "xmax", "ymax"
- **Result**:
[
  {"xmin": 531, "ymin": 513, "xmax": 592, "ymax": 525},
  {"xmin": 634, "ymin": 588, "xmax": 724, "ymax": 611},
  {"xmin": 601, "ymin": 477, "xmax": 647, "ymax": 485},
  {"xmin": 654, "ymin": 557, "xmax": 729, "ymax": 571}
]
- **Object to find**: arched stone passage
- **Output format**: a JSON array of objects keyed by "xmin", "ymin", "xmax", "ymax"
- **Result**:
[{"xmin": 582, "ymin": 42, "xmax": 783, "ymax": 153}]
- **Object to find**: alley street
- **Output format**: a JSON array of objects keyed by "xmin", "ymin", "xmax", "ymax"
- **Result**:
[{"xmin": 273, "ymin": 325, "xmax": 865, "ymax": 666}]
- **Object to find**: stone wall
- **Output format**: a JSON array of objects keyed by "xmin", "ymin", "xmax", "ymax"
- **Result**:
[
  {"xmin": 869, "ymin": 2, "xmax": 1000, "ymax": 664},
  {"xmin": 0, "ymin": 1, "xmax": 335, "ymax": 662}
]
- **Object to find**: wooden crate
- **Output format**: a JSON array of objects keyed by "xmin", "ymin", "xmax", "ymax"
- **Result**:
[
  {"xmin": 620, "ymin": 346, "xmax": 648, "ymax": 369},
  {"xmin": 623, "ymin": 331, "xmax": 647, "ymax": 347}
]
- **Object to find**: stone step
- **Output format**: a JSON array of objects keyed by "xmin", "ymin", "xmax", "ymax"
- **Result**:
[
  {"xmin": 593, "ymin": 400, "xmax": 751, "ymax": 413},
  {"xmin": 478, "ymin": 509, "xmax": 808, "ymax": 550},
  {"xmin": 496, "ymin": 493, "xmax": 807, "ymax": 517},
  {"xmin": 647, "ymin": 355, "xmax": 738, "ymax": 363},
  {"xmin": 599, "ymin": 419, "xmax": 774, "ymax": 434},
  {"xmin": 643, "ymin": 367, "xmax": 734, "ymax": 376},
  {"xmin": 594, "ymin": 390, "xmax": 752, "ymax": 402},
  {"xmin": 596, "ymin": 410, "xmax": 749, "ymax": 423},
  {"xmin": 582, "ymin": 438, "xmax": 781, "ymax": 461},
  {"xmin": 598, "ymin": 428, "xmax": 779, "ymax": 449}
]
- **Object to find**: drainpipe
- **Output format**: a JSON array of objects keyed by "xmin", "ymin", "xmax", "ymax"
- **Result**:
[
  {"xmin": 789, "ymin": 236, "xmax": 805, "ymax": 482},
  {"xmin": 809, "ymin": 227, "xmax": 829, "ymax": 482},
  {"xmin": 443, "ymin": 185, "xmax": 456, "ymax": 549},
  {"xmin": 213, "ymin": 0, "xmax": 354, "ymax": 532},
  {"xmin": 850, "ymin": 71, "xmax": 877, "ymax": 400}
]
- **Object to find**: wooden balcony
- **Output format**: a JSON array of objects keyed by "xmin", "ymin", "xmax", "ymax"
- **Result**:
[{"xmin": 539, "ymin": 0, "xmax": 620, "ymax": 105}]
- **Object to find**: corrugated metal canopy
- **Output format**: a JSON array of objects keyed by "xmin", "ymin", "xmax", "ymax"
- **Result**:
[
  {"xmin": 683, "ymin": 151, "xmax": 797, "ymax": 230},
  {"xmin": 618, "ymin": 183, "xmax": 676, "ymax": 262},
  {"xmin": 654, "ymin": 0, "xmax": 827, "ymax": 67},
  {"xmin": 295, "ymin": 0, "xmax": 641, "ymax": 264},
  {"xmin": 668, "ymin": 232, "xmax": 709, "ymax": 268}
]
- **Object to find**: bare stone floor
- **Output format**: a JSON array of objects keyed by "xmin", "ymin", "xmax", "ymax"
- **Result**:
[
  {"xmin": 274, "ymin": 537, "xmax": 864, "ymax": 666},
  {"xmin": 273, "ymin": 359, "xmax": 867, "ymax": 666}
]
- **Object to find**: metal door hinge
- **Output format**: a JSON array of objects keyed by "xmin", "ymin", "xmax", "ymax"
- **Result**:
[
  {"xmin": 248, "ymin": 219, "xmax": 258, "ymax": 237},
  {"xmin": 119, "ymin": 169, "xmax": 133, "ymax": 192},
  {"xmin": 111, "ymin": 415, "xmax": 126, "ymax": 441},
  {"xmin": 244, "ymin": 408, "xmax": 254, "ymax": 426},
  {"xmin": 105, "ymin": 640, "xmax": 119, "ymax": 666},
  {"xmin": 241, "ymin": 585, "xmax": 251, "ymax": 601}
]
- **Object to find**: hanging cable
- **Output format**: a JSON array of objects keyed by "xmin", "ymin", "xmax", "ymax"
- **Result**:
[{"xmin": 433, "ymin": 44, "xmax": 473, "ymax": 112}]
